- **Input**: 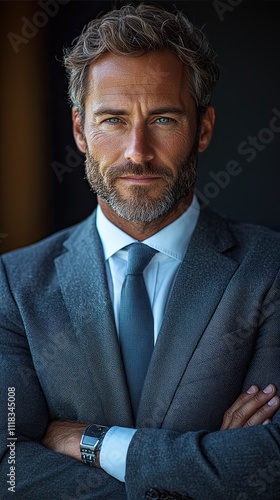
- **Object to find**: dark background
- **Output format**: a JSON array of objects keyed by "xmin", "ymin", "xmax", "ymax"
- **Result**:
[{"xmin": 1, "ymin": 0, "xmax": 280, "ymax": 253}]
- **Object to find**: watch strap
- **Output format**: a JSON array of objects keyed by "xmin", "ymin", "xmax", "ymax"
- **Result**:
[{"xmin": 80, "ymin": 424, "xmax": 109, "ymax": 467}]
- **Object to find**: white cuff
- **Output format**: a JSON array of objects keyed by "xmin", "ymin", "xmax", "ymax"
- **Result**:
[{"xmin": 100, "ymin": 426, "xmax": 137, "ymax": 482}]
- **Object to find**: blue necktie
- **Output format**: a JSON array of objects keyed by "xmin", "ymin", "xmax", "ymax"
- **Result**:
[{"xmin": 119, "ymin": 243, "xmax": 157, "ymax": 419}]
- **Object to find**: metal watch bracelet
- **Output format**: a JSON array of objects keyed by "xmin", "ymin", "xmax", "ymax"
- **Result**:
[{"xmin": 80, "ymin": 424, "xmax": 109, "ymax": 467}]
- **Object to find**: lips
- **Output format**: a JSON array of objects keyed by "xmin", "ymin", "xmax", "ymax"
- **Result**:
[{"xmin": 119, "ymin": 175, "xmax": 161, "ymax": 184}]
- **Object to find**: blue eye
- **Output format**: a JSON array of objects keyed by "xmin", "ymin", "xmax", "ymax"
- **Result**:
[
  {"xmin": 106, "ymin": 117, "xmax": 120, "ymax": 123},
  {"xmin": 156, "ymin": 117, "xmax": 172, "ymax": 124}
]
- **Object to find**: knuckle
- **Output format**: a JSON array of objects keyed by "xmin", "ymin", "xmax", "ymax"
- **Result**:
[
  {"xmin": 223, "ymin": 409, "xmax": 233, "ymax": 421},
  {"xmin": 257, "ymin": 405, "xmax": 267, "ymax": 415},
  {"xmin": 252, "ymin": 392, "xmax": 264, "ymax": 402},
  {"xmin": 238, "ymin": 393, "xmax": 250, "ymax": 403},
  {"xmin": 247, "ymin": 392, "xmax": 265, "ymax": 406},
  {"xmin": 232, "ymin": 408, "xmax": 244, "ymax": 421},
  {"xmin": 244, "ymin": 418, "xmax": 256, "ymax": 428}
]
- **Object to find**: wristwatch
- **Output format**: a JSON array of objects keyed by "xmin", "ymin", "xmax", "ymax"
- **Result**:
[{"xmin": 80, "ymin": 424, "xmax": 109, "ymax": 467}]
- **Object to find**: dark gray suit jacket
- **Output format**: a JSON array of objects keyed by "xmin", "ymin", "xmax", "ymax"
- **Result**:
[{"xmin": 1, "ymin": 207, "xmax": 280, "ymax": 499}]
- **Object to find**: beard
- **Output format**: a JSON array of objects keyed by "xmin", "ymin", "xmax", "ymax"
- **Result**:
[{"xmin": 85, "ymin": 145, "xmax": 198, "ymax": 223}]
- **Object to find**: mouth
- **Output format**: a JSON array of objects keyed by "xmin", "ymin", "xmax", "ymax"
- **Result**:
[{"xmin": 119, "ymin": 175, "xmax": 162, "ymax": 185}]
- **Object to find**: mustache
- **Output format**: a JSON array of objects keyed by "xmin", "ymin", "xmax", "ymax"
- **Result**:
[{"xmin": 102, "ymin": 162, "xmax": 174, "ymax": 181}]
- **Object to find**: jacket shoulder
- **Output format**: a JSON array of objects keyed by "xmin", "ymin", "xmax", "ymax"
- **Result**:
[
  {"xmin": 201, "ymin": 207, "xmax": 280, "ymax": 256},
  {"xmin": 0, "ymin": 211, "xmax": 97, "ymax": 273}
]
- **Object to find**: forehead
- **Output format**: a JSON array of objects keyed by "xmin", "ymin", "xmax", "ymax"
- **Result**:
[{"xmin": 85, "ymin": 50, "xmax": 192, "ymax": 107}]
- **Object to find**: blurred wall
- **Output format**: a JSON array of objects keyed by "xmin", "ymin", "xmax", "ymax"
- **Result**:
[
  {"xmin": 1, "ymin": 0, "xmax": 280, "ymax": 254},
  {"xmin": 0, "ymin": 0, "xmax": 52, "ymax": 253}
]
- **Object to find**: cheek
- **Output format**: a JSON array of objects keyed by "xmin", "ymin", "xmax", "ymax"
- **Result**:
[
  {"xmin": 86, "ymin": 131, "xmax": 121, "ymax": 167},
  {"xmin": 160, "ymin": 130, "xmax": 194, "ymax": 161}
]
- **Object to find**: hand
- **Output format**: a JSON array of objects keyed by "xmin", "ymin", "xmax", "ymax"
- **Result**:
[
  {"xmin": 220, "ymin": 384, "xmax": 280, "ymax": 430},
  {"xmin": 42, "ymin": 420, "xmax": 88, "ymax": 461}
]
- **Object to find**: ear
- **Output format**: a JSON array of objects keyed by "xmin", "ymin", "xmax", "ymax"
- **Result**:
[
  {"xmin": 198, "ymin": 105, "xmax": 215, "ymax": 153},
  {"xmin": 72, "ymin": 107, "xmax": 87, "ymax": 153}
]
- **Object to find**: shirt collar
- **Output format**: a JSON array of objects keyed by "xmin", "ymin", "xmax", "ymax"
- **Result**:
[{"xmin": 96, "ymin": 195, "xmax": 200, "ymax": 263}]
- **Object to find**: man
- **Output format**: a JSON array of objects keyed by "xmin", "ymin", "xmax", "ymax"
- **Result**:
[{"xmin": 1, "ymin": 4, "xmax": 280, "ymax": 499}]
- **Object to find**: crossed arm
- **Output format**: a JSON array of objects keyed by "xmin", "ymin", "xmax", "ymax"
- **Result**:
[
  {"xmin": 1, "ymin": 251, "xmax": 280, "ymax": 498},
  {"xmin": 42, "ymin": 384, "xmax": 280, "ymax": 475}
]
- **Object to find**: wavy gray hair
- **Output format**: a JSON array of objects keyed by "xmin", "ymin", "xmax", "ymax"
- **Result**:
[{"xmin": 64, "ymin": 3, "xmax": 219, "ymax": 118}]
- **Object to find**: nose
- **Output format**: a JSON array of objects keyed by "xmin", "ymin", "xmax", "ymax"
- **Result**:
[{"xmin": 124, "ymin": 125, "xmax": 155, "ymax": 164}]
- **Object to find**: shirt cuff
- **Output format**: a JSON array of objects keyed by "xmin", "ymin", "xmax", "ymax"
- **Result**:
[{"xmin": 100, "ymin": 426, "xmax": 137, "ymax": 482}]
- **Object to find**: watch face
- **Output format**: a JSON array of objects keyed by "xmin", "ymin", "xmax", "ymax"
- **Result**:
[
  {"xmin": 81, "ymin": 434, "xmax": 99, "ymax": 450},
  {"xmin": 81, "ymin": 425, "xmax": 108, "ymax": 451}
]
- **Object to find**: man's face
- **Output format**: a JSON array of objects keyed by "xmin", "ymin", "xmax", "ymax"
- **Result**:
[{"xmin": 73, "ymin": 50, "xmax": 214, "ymax": 223}]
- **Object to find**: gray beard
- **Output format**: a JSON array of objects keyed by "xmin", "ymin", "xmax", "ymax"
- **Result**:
[{"xmin": 85, "ymin": 148, "xmax": 198, "ymax": 223}]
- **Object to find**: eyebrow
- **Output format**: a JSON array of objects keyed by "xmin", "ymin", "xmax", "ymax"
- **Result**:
[{"xmin": 93, "ymin": 107, "xmax": 186, "ymax": 117}]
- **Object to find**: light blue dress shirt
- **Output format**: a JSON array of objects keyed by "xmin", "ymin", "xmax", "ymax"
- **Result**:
[{"xmin": 96, "ymin": 195, "xmax": 200, "ymax": 482}]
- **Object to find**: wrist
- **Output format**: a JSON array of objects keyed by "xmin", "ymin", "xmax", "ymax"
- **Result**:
[{"xmin": 68, "ymin": 425, "xmax": 88, "ymax": 461}]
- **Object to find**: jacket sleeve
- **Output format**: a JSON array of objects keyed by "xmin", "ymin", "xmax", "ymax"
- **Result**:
[
  {"xmin": 0, "ymin": 258, "xmax": 126, "ymax": 500},
  {"xmin": 125, "ymin": 269, "xmax": 280, "ymax": 500},
  {"xmin": 126, "ymin": 424, "xmax": 280, "ymax": 500}
]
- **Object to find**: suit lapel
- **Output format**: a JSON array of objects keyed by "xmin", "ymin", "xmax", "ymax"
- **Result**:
[
  {"xmin": 55, "ymin": 212, "xmax": 133, "ymax": 426},
  {"xmin": 137, "ymin": 208, "xmax": 239, "ymax": 427}
]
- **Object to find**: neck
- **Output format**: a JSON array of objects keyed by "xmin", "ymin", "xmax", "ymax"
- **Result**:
[{"xmin": 98, "ymin": 192, "xmax": 193, "ymax": 241}]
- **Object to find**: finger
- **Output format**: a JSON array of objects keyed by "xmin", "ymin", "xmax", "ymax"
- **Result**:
[
  {"xmin": 244, "ymin": 395, "xmax": 280, "ymax": 428},
  {"xmin": 221, "ymin": 385, "xmax": 259, "ymax": 430},
  {"xmin": 223, "ymin": 385, "xmax": 278, "ymax": 430},
  {"xmin": 262, "ymin": 419, "xmax": 271, "ymax": 425},
  {"xmin": 221, "ymin": 384, "xmax": 277, "ymax": 430}
]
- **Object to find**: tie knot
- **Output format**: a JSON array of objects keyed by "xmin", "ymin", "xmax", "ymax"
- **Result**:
[{"xmin": 126, "ymin": 243, "xmax": 157, "ymax": 275}]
